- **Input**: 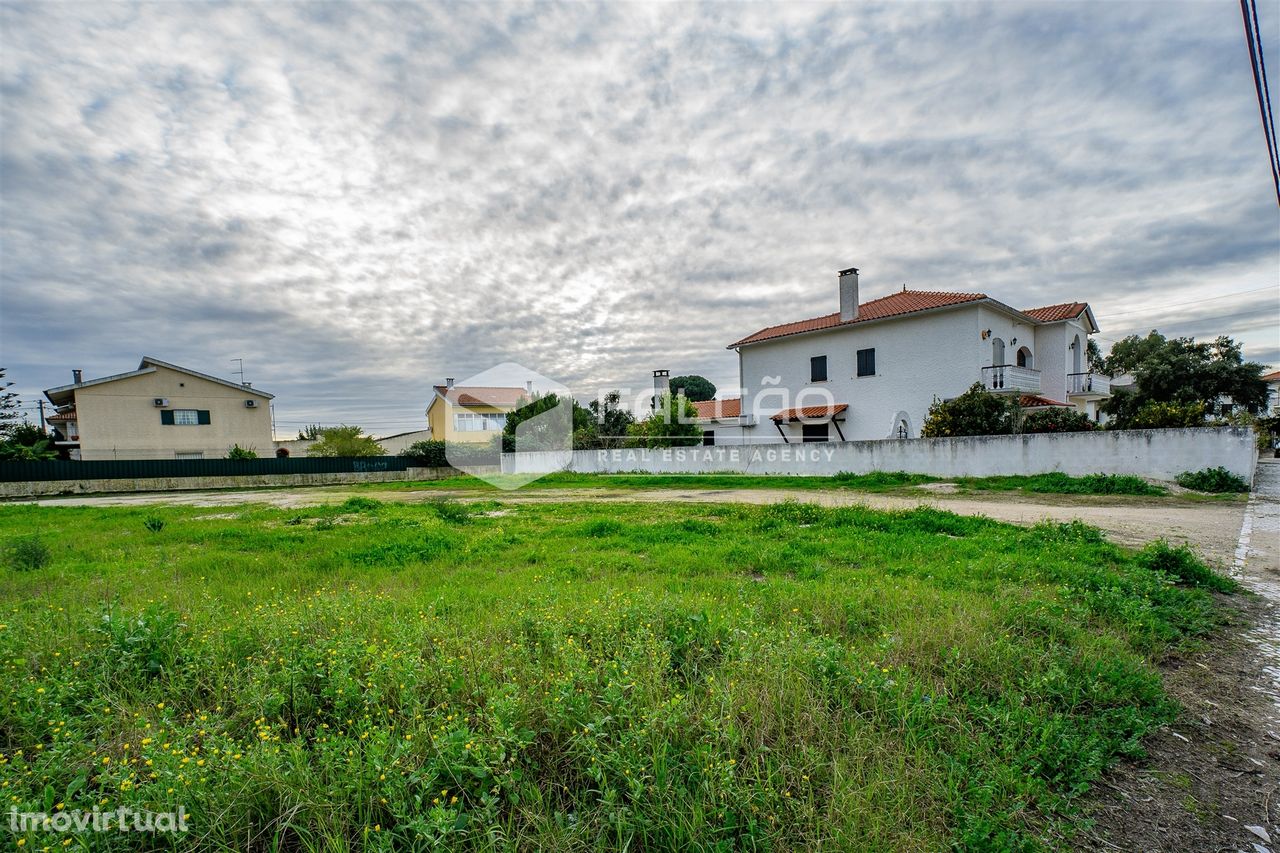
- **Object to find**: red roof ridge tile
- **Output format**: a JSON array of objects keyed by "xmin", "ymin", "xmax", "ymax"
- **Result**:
[{"xmin": 729, "ymin": 289, "xmax": 989, "ymax": 348}]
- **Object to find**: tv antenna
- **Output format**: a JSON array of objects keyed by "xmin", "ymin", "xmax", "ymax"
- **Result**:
[{"xmin": 231, "ymin": 358, "xmax": 245, "ymax": 384}]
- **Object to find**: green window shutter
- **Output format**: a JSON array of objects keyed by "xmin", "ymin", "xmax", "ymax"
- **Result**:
[
  {"xmin": 197, "ymin": 410, "xmax": 212, "ymax": 425},
  {"xmin": 160, "ymin": 410, "xmax": 175, "ymax": 425}
]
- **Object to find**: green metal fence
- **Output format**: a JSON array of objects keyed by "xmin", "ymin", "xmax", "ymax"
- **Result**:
[{"xmin": 0, "ymin": 456, "xmax": 413, "ymax": 483}]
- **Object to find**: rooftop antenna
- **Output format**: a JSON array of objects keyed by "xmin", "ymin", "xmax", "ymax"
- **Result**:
[{"xmin": 231, "ymin": 358, "xmax": 245, "ymax": 385}]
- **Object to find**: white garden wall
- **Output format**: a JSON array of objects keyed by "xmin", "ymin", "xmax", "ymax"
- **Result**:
[{"xmin": 503, "ymin": 427, "xmax": 1257, "ymax": 486}]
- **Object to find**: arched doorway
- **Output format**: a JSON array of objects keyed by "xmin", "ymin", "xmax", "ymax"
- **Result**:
[
  {"xmin": 992, "ymin": 337, "xmax": 1006, "ymax": 366},
  {"xmin": 1016, "ymin": 346, "xmax": 1032, "ymax": 369},
  {"xmin": 1071, "ymin": 335, "xmax": 1082, "ymax": 374}
]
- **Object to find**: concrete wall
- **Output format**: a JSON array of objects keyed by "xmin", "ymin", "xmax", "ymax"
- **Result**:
[
  {"xmin": 2, "ymin": 467, "xmax": 460, "ymax": 499},
  {"xmin": 75, "ymin": 366, "xmax": 273, "ymax": 460},
  {"xmin": 503, "ymin": 427, "xmax": 1257, "ymax": 485}
]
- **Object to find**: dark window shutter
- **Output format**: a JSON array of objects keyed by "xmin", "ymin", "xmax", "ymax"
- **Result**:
[
  {"xmin": 160, "ymin": 410, "xmax": 175, "ymax": 425},
  {"xmin": 857, "ymin": 348, "xmax": 876, "ymax": 377},
  {"xmin": 197, "ymin": 410, "xmax": 211, "ymax": 425},
  {"xmin": 810, "ymin": 355, "xmax": 827, "ymax": 382}
]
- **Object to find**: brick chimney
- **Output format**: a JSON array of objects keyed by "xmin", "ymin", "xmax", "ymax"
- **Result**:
[{"xmin": 839, "ymin": 267, "xmax": 859, "ymax": 322}]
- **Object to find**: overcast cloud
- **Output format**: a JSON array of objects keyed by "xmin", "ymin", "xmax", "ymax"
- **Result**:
[{"xmin": 2, "ymin": 1, "xmax": 1277, "ymax": 434}]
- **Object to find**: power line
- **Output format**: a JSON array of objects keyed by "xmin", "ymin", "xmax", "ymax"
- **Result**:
[
  {"xmin": 1101, "ymin": 285, "xmax": 1277, "ymax": 318},
  {"xmin": 1242, "ymin": 0, "xmax": 1280, "ymax": 206}
]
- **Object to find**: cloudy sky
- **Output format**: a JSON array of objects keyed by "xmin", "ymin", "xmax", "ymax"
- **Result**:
[{"xmin": 2, "ymin": 1, "xmax": 1277, "ymax": 435}]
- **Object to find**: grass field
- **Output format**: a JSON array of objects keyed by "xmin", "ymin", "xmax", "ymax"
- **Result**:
[
  {"xmin": 0, "ymin": 497, "xmax": 1235, "ymax": 850},
  {"xmin": 365, "ymin": 470, "xmax": 1189, "ymax": 498}
]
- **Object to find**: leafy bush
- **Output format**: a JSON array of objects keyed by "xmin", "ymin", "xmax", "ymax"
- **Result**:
[
  {"xmin": 5, "ymin": 534, "xmax": 50, "ymax": 571},
  {"xmin": 338, "ymin": 497, "xmax": 383, "ymax": 513},
  {"xmin": 1175, "ymin": 467, "xmax": 1249, "ymax": 493},
  {"xmin": 1020, "ymin": 408, "xmax": 1096, "ymax": 433},
  {"xmin": 428, "ymin": 498, "xmax": 472, "ymax": 524},
  {"xmin": 400, "ymin": 439, "xmax": 449, "ymax": 467},
  {"xmin": 226, "ymin": 444, "xmax": 258, "ymax": 459},
  {"xmin": 347, "ymin": 531, "xmax": 455, "ymax": 566},
  {"xmin": 921, "ymin": 383, "xmax": 1016, "ymax": 437},
  {"xmin": 1138, "ymin": 541, "xmax": 1236, "ymax": 591},
  {"xmin": 143, "ymin": 515, "xmax": 166, "ymax": 533},
  {"xmin": 1125, "ymin": 400, "xmax": 1207, "ymax": 430},
  {"xmin": 94, "ymin": 604, "xmax": 187, "ymax": 683},
  {"xmin": 957, "ymin": 473, "xmax": 1164, "ymax": 496}
]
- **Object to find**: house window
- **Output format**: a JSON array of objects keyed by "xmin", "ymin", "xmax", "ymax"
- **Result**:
[
  {"xmin": 175, "ymin": 451, "xmax": 203, "ymax": 460},
  {"xmin": 801, "ymin": 422, "xmax": 829, "ymax": 442},
  {"xmin": 162, "ymin": 409, "xmax": 210, "ymax": 425},
  {"xmin": 810, "ymin": 355, "xmax": 828, "ymax": 382},
  {"xmin": 454, "ymin": 412, "xmax": 507, "ymax": 432},
  {"xmin": 856, "ymin": 348, "xmax": 876, "ymax": 377},
  {"xmin": 702, "ymin": 430, "xmax": 715, "ymax": 446}
]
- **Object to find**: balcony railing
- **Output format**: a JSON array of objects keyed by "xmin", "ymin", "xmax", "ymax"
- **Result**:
[
  {"xmin": 1068, "ymin": 372, "xmax": 1110, "ymax": 396},
  {"xmin": 981, "ymin": 364, "xmax": 1041, "ymax": 394}
]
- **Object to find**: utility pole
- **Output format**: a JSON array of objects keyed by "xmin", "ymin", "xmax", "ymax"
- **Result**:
[{"xmin": 37, "ymin": 399, "xmax": 46, "ymax": 433}]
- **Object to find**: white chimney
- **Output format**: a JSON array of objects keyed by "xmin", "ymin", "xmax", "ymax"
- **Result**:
[
  {"xmin": 525, "ymin": 380, "xmax": 533, "ymax": 394},
  {"xmin": 652, "ymin": 370, "xmax": 670, "ymax": 408},
  {"xmin": 839, "ymin": 267, "xmax": 860, "ymax": 322}
]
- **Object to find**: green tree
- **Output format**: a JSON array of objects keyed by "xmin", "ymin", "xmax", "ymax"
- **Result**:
[
  {"xmin": 0, "ymin": 423, "xmax": 56, "ymax": 461},
  {"xmin": 501, "ymin": 393, "xmax": 588, "ymax": 453},
  {"xmin": 627, "ymin": 394, "xmax": 701, "ymax": 448},
  {"xmin": 0, "ymin": 368, "xmax": 23, "ymax": 440},
  {"xmin": 920, "ymin": 383, "xmax": 1017, "ymax": 438},
  {"xmin": 296, "ymin": 424, "xmax": 327, "ymax": 440},
  {"xmin": 227, "ymin": 444, "xmax": 258, "ymax": 459},
  {"xmin": 1102, "ymin": 332, "xmax": 1267, "ymax": 428},
  {"xmin": 579, "ymin": 391, "xmax": 635, "ymax": 449},
  {"xmin": 668, "ymin": 375, "xmax": 716, "ymax": 402},
  {"xmin": 1086, "ymin": 339, "xmax": 1106, "ymax": 374},
  {"xmin": 306, "ymin": 426, "xmax": 385, "ymax": 457}
]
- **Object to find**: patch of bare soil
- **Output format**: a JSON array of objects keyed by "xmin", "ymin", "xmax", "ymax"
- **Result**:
[{"xmin": 1080, "ymin": 594, "xmax": 1280, "ymax": 853}]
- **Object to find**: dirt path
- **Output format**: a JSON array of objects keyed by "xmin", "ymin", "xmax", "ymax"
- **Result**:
[
  {"xmin": 1086, "ymin": 458, "xmax": 1280, "ymax": 853},
  {"xmin": 24, "ymin": 483, "xmax": 1250, "ymax": 567}
]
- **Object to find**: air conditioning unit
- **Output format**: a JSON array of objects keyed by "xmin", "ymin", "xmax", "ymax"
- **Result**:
[
  {"xmin": 244, "ymin": 399, "xmax": 257, "ymax": 408},
  {"xmin": 153, "ymin": 398, "xmax": 169, "ymax": 407}
]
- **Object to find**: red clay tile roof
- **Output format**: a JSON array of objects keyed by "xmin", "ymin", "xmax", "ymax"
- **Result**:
[
  {"xmin": 432, "ymin": 385, "xmax": 530, "ymax": 408},
  {"xmin": 1018, "ymin": 394, "xmax": 1073, "ymax": 409},
  {"xmin": 691, "ymin": 398, "xmax": 742, "ymax": 419},
  {"xmin": 1262, "ymin": 370, "xmax": 1280, "ymax": 382},
  {"xmin": 770, "ymin": 403, "xmax": 849, "ymax": 422},
  {"xmin": 1021, "ymin": 302, "xmax": 1088, "ymax": 323},
  {"xmin": 729, "ymin": 290, "xmax": 988, "ymax": 348},
  {"xmin": 45, "ymin": 409, "xmax": 76, "ymax": 422}
]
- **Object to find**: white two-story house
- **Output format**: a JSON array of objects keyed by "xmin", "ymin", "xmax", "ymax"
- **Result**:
[{"xmin": 701, "ymin": 267, "xmax": 1108, "ymax": 444}]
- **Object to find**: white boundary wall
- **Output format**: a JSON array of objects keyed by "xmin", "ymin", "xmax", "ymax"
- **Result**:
[{"xmin": 503, "ymin": 427, "xmax": 1257, "ymax": 485}]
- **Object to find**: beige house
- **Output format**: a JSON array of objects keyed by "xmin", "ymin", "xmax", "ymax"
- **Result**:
[
  {"xmin": 425, "ymin": 380, "xmax": 530, "ymax": 444},
  {"xmin": 43, "ymin": 356, "xmax": 274, "ymax": 460}
]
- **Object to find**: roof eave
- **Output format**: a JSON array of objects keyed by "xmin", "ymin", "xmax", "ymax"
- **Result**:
[{"xmin": 728, "ymin": 298, "xmax": 993, "ymax": 350}]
